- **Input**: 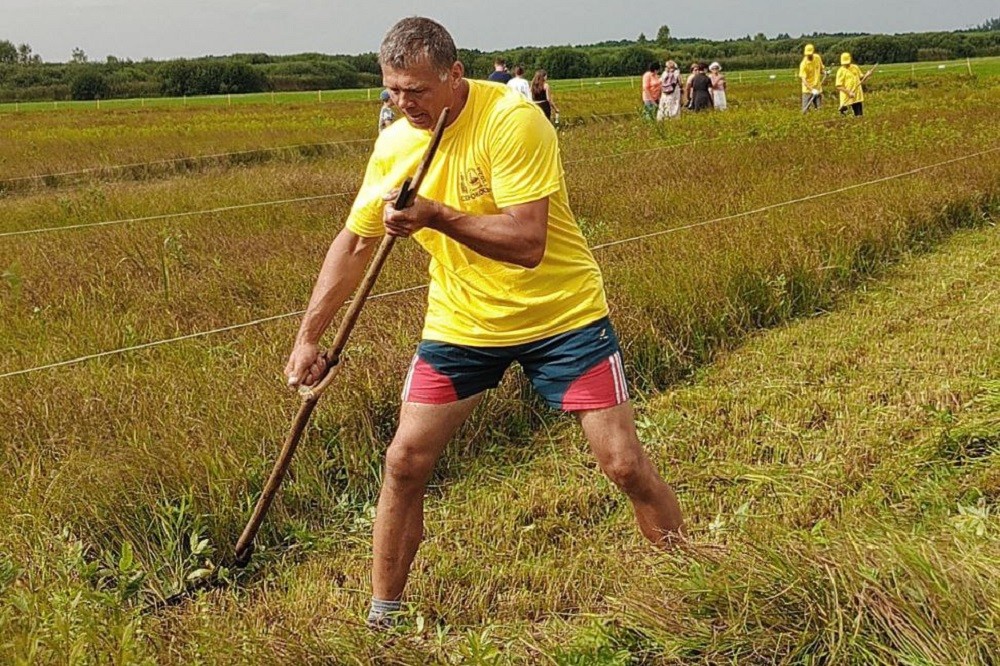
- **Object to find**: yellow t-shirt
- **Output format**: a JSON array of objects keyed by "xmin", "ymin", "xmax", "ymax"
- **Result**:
[
  {"xmin": 836, "ymin": 64, "xmax": 865, "ymax": 107},
  {"xmin": 798, "ymin": 55, "xmax": 824, "ymax": 93},
  {"xmin": 345, "ymin": 80, "xmax": 608, "ymax": 346}
]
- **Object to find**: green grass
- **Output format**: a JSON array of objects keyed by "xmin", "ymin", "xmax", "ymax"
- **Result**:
[
  {"xmin": 0, "ymin": 86, "xmax": 393, "ymax": 113},
  {"xmin": 1, "ymin": 61, "xmax": 999, "ymax": 663},
  {"xmin": 2, "ymin": 58, "xmax": 996, "ymax": 186},
  {"xmin": 0, "ymin": 54, "xmax": 997, "ymax": 116}
]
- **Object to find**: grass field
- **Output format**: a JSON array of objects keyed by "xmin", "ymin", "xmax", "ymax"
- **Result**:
[
  {"xmin": 1, "ymin": 54, "xmax": 999, "ymax": 115},
  {"xmin": 2, "ymin": 58, "xmax": 999, "ymax": 663}
]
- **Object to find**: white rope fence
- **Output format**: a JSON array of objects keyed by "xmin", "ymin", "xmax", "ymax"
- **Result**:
[
  {"xmin": 0, "ymin": 285, "xmax": 429, "ymax": 380},
  {"xmin": 0, "ymin": 134, "xmax": 729, "ymax": 238},
  {"xmin": 0, "ymin": 192, "xmax": 354, "ymax": 238},
  {"xmin": 559, "ymin": 56, "xmax": 995, "ymax": 87},
  {"xmin": 0, "ymin": 109, "xmax": 642, "ymax": 190},
  {"xmin": 3, "ymin": 143, "xmax": 996, "ymax": 380},
  {"xmin": 567, "ymin": 134, "xmax": 726, "ymax": 165},
  {"xmin": 721, "ymin": 61, "xmax": 972, "ymax": 83},
  {"xmin": 593, "ymin": 145, "xmax": 1000, "ymax": 250},
  {"xmin": 4, "ymin": 57, "xmax": 986, "ymax": 193},
  {"xmin": 0, "ymin": 137, "xmax": 376, "ymax": 186}
]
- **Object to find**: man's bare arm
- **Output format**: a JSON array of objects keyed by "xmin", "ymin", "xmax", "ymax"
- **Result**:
[
  {"xmin": 383, "ymin": 195, "xmax": 548, "ymax": 268},
  {"xmin": 285, "ymin": 228, "xmax": 379, "ymax": 386}
]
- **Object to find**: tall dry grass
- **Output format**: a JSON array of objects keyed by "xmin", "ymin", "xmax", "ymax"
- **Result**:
[{"xmin": 1, "ymin": 71, "xmax": 999, "ymax": 663}]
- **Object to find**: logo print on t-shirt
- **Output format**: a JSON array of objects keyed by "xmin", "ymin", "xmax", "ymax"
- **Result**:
[{"xmin": 459, "ymin": 166, "xmax": 491, "ymax": 202}]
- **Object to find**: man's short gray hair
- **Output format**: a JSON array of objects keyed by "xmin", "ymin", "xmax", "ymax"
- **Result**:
[{"xmin": 379, "ymin": 17, "xmax": 457, "ymax": 78}]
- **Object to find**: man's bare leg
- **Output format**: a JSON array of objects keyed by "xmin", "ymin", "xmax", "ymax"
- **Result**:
[
  {"xmin": 370, "ymin": 395, "xmax": 482, "ymax": 611},
  {"xmin": 578, "ymin": 401, "xmax": 684, "ymax": 544}
]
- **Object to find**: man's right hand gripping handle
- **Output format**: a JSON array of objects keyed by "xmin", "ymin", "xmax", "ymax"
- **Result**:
[{"xmin": 284, "ymin": 341, "xmax": 328, "ymax": 389}]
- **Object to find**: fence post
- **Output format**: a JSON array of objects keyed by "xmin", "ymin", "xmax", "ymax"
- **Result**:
[
  {"xmin": 967, "ymin": 57, "xmax": 973, "ymax": 75},
  {"xmin": 228, "ymin": 93, "xmax": 232, "ymax": 106},
  {"xmin": 318, "ymin": 90, "xmax": 322, "ymax": 102}
]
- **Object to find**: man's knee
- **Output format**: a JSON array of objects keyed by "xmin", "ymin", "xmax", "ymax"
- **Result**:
[
  {"xmin": 599, "ymin": 450, "xmax": 648, "ymax": 494},
  {"xmin": 383, "ymin": 440, "xmax": 436, "ymax": 489}
]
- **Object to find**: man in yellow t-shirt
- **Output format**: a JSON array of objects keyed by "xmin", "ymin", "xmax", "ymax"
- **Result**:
[
  {"xmin": 835, "ymin": 52, "xmax": 873, "ymax": 116},
  {"xmin": 284, "ymin": 16, "xmax": 684, "ymax": 630},
  {"xmin": 799, "ymin": 43, "xmax": 825, "ymax": 112}
]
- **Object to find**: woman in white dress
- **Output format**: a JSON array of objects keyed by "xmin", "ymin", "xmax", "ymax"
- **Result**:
[
  {"xmin": 657, "ymin": 60, "xmax": 682, "ymax": 120},
  {"xmin": 708, "ymin": 62, "xmax": 727, "ymax": 111}
]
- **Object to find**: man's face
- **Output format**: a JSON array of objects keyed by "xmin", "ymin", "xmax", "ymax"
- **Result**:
[{"xmin": 383, "ymin": 58, "xmax": 461, "ymax": 130}]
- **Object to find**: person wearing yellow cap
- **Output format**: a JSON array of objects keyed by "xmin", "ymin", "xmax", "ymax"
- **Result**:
[
  {"xmin": 835, "ymin": 52, "xmax": 875, "ymax": 117},
  {"xmin": 799, "ymin": 44, "xmax": 825, "ymax": 112}
]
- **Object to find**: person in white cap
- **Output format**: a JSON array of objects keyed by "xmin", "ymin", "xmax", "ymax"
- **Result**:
[
  {"xmin": 708, "ymin": 62, "xmax": 727, "ymax": 111},
  {"xmin": 799, "ymin": 44, "xmax": 825, "ymax": 112}
]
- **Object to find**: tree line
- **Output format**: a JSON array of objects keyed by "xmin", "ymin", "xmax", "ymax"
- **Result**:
[
  {"xmin": 0, "ymin": 46, "xmax": 386, "ymax": 102},
  {"xmin": 1, "ymin": 20, "xmax": 998, "ymax": 103}
]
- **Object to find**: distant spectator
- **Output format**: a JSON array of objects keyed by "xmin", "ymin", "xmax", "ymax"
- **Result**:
[
  {"xmin": 377, "ymin": 89, "xmax": 394, "ymax": 132},
  {"xmin": 657, "ymin": 60, "xmax": 681, "ymax": 120},
  {"xmin": 799, "ymin": 43, "xmax": 825, "ymax": 112},
  {"xmin": 507, "ymin": 65, "xmax": 531, "ymax": 100},
  {"xmin": 488, "ymin": 57, "xmax": 512, "ymax": 84},
  {"xmin": 708, "ymin": 62, "xmax": 727, "ymax": 111},
  {"xmin": 683, "ymin": 62, "xmax": 698, "ymax": 109},
  {"xmin": 835, "ymin": 52, "xmax": 874, "ymax": 117},
  {"xmin": 686, "ymin": 63, "xmax": 713, "ymax": 112},
  {"xmin": 530, "ymin": 69, "xmax": 559, "ymax": 122},
  {"xmin": 641, "ymin": 62, "xmax": 662, "ymax": 120}
]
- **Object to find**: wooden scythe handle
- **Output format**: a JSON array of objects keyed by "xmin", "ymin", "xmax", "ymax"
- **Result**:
[{"xmin": 234, "ymin": 107, "xmax": 450, "ymax": 566}]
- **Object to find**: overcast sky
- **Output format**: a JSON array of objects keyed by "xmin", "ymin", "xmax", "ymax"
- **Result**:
[{"xmin": 5, "ymin": 0, "xmax": 997, "ymax": 62}]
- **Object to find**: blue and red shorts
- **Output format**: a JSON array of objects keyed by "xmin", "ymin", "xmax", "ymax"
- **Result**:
[{"xmin": 401, "ymin": 316, "xmax": 629, "ymax": 411}]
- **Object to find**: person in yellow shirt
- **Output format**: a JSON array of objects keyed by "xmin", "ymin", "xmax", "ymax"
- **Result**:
[
  {"xmin": 799, "ymin": 43, "xmax": 825, "ymax": 112},
  {"xmin": 835, "ymin": 52, "xmax": 874, "ymax": 116},
  {"xmin": 284, "ymin": 16, "xmax": 685, "ymax": 630}
]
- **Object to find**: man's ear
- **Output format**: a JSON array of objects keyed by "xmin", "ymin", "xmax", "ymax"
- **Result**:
[{"xmin": 451, "ymin": 61, "xmax": 464, "ymax": 87}]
